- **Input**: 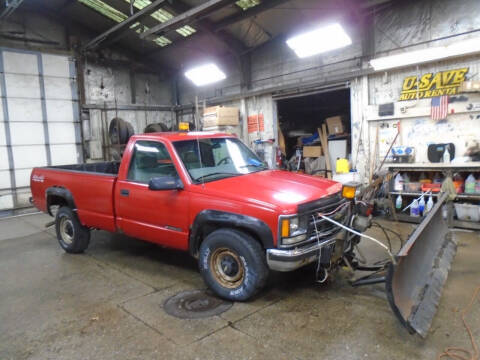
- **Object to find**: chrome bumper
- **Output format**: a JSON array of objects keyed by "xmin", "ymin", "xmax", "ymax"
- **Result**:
[{"xmin": 266, "ymin": 230, "xmax": 345, "ymax": 272}]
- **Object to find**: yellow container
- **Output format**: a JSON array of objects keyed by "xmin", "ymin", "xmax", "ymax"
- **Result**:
[{"xmin": 336, "ymin": 158, "xmax": 349, "ymax": 174}]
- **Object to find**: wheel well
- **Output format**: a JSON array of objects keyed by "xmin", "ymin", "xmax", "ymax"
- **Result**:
[
  {"xmin": 191, "ymin": 222, "xmax": 265, "ymax": 257},
  {"xmin": 46, "ymin": 195, "xmax": 68, "ymax": 215}
]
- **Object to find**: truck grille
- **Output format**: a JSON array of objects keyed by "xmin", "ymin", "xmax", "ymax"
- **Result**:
[{"xmin": 302, "ymin": 193, "xmax": 350, "ymax": 243}]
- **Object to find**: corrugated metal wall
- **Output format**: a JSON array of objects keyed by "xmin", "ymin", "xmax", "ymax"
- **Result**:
[{"xmin": 0, "ymin": 49, "xmax": 81, "ymax": 211}]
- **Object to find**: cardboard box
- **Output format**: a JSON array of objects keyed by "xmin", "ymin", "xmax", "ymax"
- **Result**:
[
  {"xmin": 325, "ymin": 116, "xmax": 344, "ymax": 135},
  {"xmin": 203, "ymin": 106, "xmax": 239, "ymax": 128},
  {"xmin": 303, "ymin": 146, "xmax": 322, "ymax": 158}
]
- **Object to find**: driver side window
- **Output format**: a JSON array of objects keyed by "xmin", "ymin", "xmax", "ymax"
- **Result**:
[{"xmin": 127, "ymin": 141, "xmax": 178, "ymax": 183}]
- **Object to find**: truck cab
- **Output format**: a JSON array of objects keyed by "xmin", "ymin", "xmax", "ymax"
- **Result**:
[{"xmin": 31, "ymin": 132, "xmax": 358, "ymax": 301}]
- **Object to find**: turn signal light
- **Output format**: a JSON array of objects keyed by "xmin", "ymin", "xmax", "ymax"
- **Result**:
[
  {"xmin": 281, "ymin": 219, "xmax": 290, "ymax": 237},
  {"xmin": 342, "ymin": 184, "xmax": 357, "ymax": 199}
]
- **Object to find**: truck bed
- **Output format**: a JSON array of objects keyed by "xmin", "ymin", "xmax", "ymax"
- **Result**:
[
  {"xmin": 30, "ymin": 161, "xmax": 119, "ymax": 232},
  {"xmin": 44, "ymin": 161, "xmax": 120, "ymax": 175}
]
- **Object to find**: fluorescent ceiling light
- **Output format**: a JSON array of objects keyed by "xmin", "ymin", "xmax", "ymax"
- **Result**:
[
  {"xmin": 286, "ymin": 23, "xmax": 352, "ymax": 58},
  {"xmin": 185, "ymin": 63, "xmax": 226, "ymax": 86},
  {"xmin": 370, "ymin": 37, "xmax": 480, "ymax": 71}
]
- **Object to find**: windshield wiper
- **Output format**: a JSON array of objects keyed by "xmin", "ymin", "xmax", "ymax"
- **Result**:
[{"xmin": 194, "ymin": 172, "xmax": 238, "ymax": 182}]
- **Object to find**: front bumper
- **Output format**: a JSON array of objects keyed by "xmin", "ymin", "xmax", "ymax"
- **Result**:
[{"xmin": 266, "ymin": 229, "xmax": 346, "ymax": 272}]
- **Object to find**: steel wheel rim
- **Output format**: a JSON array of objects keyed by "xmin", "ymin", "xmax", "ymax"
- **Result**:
[
  {"xmin": 60, "ymin": 217, "xmax": 74, "ymax": 245},
  {"xmin": 210, "ymin": 248, "xmax": 245, "ymax": 289}
]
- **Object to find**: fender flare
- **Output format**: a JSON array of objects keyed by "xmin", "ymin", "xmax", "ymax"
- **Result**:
[
  {"xmin": 189, "ymin": 210, "xmax": 274, "ymax": 256},
  {"xmin": 45, "ymin": 187, "xmax": 76, "ymax": 216}
]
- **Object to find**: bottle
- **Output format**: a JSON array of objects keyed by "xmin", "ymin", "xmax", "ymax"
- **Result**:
[
  {"xmin": 410, "ymin": 199, "xmax": 419, "ymax": 217},
  {"xmin": 419, "ymin": 196, "xmax": 425, "ymax": 215},
  {"xmin": 425, "ymin": 196, "xmax": 434, "ymax": 214},
  {"xmin": 443, "ymin": 145, "xmax": 451, "ymax": 163},
  {"xmin": 442, "ymin": 205, "xmax": 448, "ymax": 220},
  {"xmin": 396, "ymin": 195, "xmax": 403, "ymax": 209},
  {"xmin": 465, "ymin": 174, "xmax": 476, "ymax": 194},
  {"xmin": 394, "ymin": 173, "xmax": 404, "ymax": 192}
]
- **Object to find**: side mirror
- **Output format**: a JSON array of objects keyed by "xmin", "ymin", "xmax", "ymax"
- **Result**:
[{"xmin": 148, "ymin": 176, "xmax": 183, "ymax": 191}]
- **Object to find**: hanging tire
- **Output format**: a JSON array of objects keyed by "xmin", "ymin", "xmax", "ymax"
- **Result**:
[
  {"xmin": 144, "ymin": 123, "xmax": 168, "ymax": 133},
  {"xmin": 55, "ymin": 206, "xmax": 90, "ymax": 254},
  {"xmin": 199, "ymin": 229, "xmax": 269, "ymax": 301},
  {"xmin": 109, "ymin": 118, "xmax": 131, "ymax": 144}
]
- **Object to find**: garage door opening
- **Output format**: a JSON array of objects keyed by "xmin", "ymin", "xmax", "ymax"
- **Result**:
[{"xmin": 276, "ymin": 88, "xmax": 351, "ymax": 176}]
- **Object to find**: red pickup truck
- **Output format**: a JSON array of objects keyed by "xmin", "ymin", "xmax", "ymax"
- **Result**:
[{"xmin": 31, "ymin": 132, "xmax": 360, "ymax": 301}]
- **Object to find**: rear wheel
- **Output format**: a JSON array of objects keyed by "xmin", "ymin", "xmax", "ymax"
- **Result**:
[
  {"xmin": 55, "ymin": 206, "xmax": 90, "ymax": 253},
  {"xmin": 199, "ymin": 229, "xmax": 268, "ymax": 301}
]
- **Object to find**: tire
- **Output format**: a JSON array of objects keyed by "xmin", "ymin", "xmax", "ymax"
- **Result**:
[
  {"xmin": 55, "ymin": 206, "xmax": 90, "ymax": 254},
  {"xmin": 199, "ymin": 229, "xmax": 269, "ymax": 301},
  {"xmin": 109, "ymin": 118, "xmax": 131, "ymax": 144},
  {"xmin": 144, "ymin": 123, "xmax": 169, "ymax": 133}
]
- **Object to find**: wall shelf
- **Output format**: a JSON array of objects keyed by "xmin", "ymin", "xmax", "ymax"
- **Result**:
[
  {"xmin": 390, "ymin": 191, "xmax": 439, "ymax": 197},
  {"xmin": 387, "ymin": 162, "xmax": 480, "ymax": 171},
  {"xmin": 389, "ymin": 191, "xmax": 480, "ymax": 200},
  {"xmin": 387, "ymin": 163, "xmax": 480, "ymax": 230}
]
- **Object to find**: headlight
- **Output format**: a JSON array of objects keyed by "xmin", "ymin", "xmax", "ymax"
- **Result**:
[{"xmin": 280, "ymin": 216, "xmax": 308, "ymax": 246}]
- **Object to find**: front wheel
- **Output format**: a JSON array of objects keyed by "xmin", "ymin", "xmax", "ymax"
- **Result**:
[
  {"xmin": 55, "ymin": 206, "xmax": 90, "ymax": 253},
  {"xmin": 199, "ymin": 229, "xmax": 268, "ymax": 301}
]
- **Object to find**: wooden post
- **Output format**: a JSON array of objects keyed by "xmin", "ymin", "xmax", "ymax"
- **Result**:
[{"xmin": 318, "ymin": 126, "xmax": 332, "ymax": 179}]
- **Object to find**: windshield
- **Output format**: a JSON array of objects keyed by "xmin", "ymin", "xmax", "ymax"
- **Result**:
[{"xmin": 173, "ymin": 137, "xmax": 267, "ymax": 183}]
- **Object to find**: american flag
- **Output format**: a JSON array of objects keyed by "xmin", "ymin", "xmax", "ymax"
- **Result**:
[{"xmin": 431, "ymin": 95, "xmax": 449, "ymax": 120}]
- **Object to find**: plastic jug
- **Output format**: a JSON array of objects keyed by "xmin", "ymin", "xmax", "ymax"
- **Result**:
[
  {"xmin": 336, "ymin": 158, "xmax": 349, "ymax": 174},
  {"xmin": 465, "ymin": 174, "xmax": 476, "ymax": 194},
  {"xmin": 419, "ymin": 197, "xmax": 425, "ymax": 215},
  {"xmin": 410, "ymin": 199, "xmax": 420, "ymax": 217},
  {"xmin": 394, "ymin": 173, "xmax": 404, "ymax": 191},
  {"xmin": 395, "ymin": 195, "xmax": 402, "ymax": 209},
  {"xmin": 425, "ymin": 196, "xmax": 434, "ymax": 214},
  {"xmin": 443, "ymin": 145, "xmax": 451, "ymax": 163},
  {"xmin": 476, "ymin": 181, "xmax": 480, "ymax": 194}
]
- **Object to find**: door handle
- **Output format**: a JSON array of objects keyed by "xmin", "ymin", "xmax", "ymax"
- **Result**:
[{"xmin": 120, "ymin": 189, "xmax": 130, "ymax": 197}]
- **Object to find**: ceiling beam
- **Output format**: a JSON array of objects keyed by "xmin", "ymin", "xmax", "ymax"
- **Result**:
[
  {"xmin": 213, "ymin": 0, "xmax": 292, "ymax": 32},
  {"xmin": 0, "ymin": 0, "xmax": 24, "ymax": 19},
  {"xmin": 102, "ymin": 0, "xmax": 160, "ymax": 29},
  {"xmin": 140, "ymin": 0, "xmax": 237, "ymax": 39},
  {"xmin": 164, "ymin": 0, "xmax": 245, "ymax": 57},
  {"xmin": 83, "ymin": 0, "xmax": 167, "ymax": 51},
  {"xmin": 23, "ymin": 3, "xmax": 175, "ymax": 75}
]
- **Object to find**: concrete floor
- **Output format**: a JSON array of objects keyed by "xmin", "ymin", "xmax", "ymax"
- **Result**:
[{"xmin": 0, "ymin": 213, "xmax": 479, "ymax": 360}]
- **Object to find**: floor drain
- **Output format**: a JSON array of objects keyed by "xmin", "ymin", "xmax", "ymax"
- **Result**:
[{"xmin": 163, "ymin": 289, "xmax": 233, "ymax": 319}]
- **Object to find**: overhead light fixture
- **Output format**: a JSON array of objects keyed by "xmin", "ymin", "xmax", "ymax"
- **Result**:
[
  {"xmin": 185, "ymin": 63, "xmax": 226, "ymax": 86},
  {"xmin": 286, "ymin": 23, "xmax": 352, "ymax": 58},
  {"xmin": 370, "ymin": 37, "xmax": 480, "ymax": 71}
]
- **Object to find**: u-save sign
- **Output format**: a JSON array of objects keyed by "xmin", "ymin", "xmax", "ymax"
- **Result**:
[{"xmin": 399, "ymin": 68, "xmax": 468, "ymax": 101}]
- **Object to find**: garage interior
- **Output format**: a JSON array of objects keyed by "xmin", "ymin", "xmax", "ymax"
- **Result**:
[
  {"xmin": 1, "ymin": 0, "xmax": 480, "ymax": 359},
  {"xmin": 276, "ymin": 88, "xmax": 351, "ymax": 173}
]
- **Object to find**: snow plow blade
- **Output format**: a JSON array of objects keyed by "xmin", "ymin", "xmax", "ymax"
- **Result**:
[{"xmin": 385, "ymin": 192, "xmax": 457, "ymax": 338}]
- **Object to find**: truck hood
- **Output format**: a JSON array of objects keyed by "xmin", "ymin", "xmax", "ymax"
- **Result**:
[{"xmin": 196, "ymin": 170, "xmax": 342, "ymax": 214}]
